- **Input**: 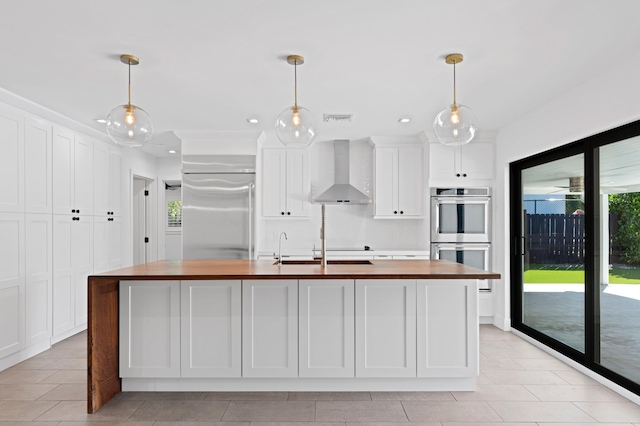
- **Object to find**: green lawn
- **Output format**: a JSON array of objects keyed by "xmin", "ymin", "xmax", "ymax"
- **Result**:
[{"xmin": 523, "ymin": 265, "xmax": 640, "ymax": 284}]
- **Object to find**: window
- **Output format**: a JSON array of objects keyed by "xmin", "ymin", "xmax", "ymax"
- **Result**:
[{"xmin": 167, "ymin": 200, "xmax": 182, "ymax": 228}]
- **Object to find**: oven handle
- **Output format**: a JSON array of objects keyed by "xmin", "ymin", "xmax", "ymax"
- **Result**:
[
  {"xmin": 433, "ymin": 243, "xmax": 491, "ymax": 250},
  {"xmin": 432, "ymin": 197, "xmax": 491, "ymax": 204}
]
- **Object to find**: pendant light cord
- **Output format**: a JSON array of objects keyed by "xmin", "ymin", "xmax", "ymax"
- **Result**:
[
  {"xmin": 452, "ymin": 59, "xmax": 457, "ymax": 106},
  {"xmin": 127, "ymin": 59, "xmax": 132, "ymax": 107},
  {"xmin": 294, "ymin": 59, "xmax": 298, "ymax": 108}
]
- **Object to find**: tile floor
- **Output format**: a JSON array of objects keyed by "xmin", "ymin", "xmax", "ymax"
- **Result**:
[{"xmin": 1, "ymin": 325, "xmax": 640, "ymax": 425}]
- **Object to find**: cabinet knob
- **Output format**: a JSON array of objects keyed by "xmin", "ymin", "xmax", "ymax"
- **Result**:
[
  {"xmin": 77, "ymin": 210, "xmax": 80, "ymax": 214},
  {"xmin": 456, "ymin": 173, "xmax": 461, "ymax": 177},
  {"xmin": 72, "ymin": 209, "xmax": 76, "ymax": 213},
  {"xmin": 394, "ymin": 211, "xmax": 398, "ymax": 214},
  {"xmin": 463, "ymin": 173, "xmax": 467, "ymax": 177},
  {"xmin": 281, "ymin": 212, "xmax": 285, "ymax": 215},
  {"xmin": 400, "ymin": 211, "xmax": 404, "ymax": 214},
  {"xmin": 287, "ymin": 212, "xmax": 291, "ymax": 215}
]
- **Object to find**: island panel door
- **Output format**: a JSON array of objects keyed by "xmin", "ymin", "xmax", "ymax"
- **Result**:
[
  {"xmin": 242, "ymin": 280, "xmax": 298, "ymax": 378},
  {"xmin": 181, "ymin": 280, "xmax": 241, "ymax": 377},
  {"xmin": 119, "ymin": 280, "xmax": 180, "ymax": 378},
  {"xmin": 416, "ymin": 279, "xmax": 478, "ymax": 377},
  {"xmin": 299, "ymin": 279, "xmax": 354, "ymax": 378},
  {"xmin": 355, "ymin": 279, "xmax": 416, "ymax": 377}
]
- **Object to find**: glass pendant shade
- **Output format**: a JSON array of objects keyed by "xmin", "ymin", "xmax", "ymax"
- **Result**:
[
  {"xmin": 433, "ymin": 103, "xmax": 478, "ymax": 147},
  {"xmin": 106, "ymin": 104, "xmax": 153, "ymax": 148},
  {"xmin": 275, "ymin": 105, "xmax": 317, "ymax": 148}
]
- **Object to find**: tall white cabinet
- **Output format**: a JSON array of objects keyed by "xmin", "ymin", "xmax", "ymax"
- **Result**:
[
  {"xmin": 262, "ymin": 148, "xmax": 310, "ymax": 217},
  {"xmin": 25, "ymin": 214, "xmax": 53, "ymax": 347}
]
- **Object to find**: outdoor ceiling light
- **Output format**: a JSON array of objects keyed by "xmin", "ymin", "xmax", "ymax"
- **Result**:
[
  {"xmin": 433, "ymin": 53, "xmax": 478, "ymax": 146},
  {"xmin": 275, "ymin": 55, "xmax": 318, "ymax": 148},
  {"xmin": 106, "ymin": 54, "xmax": 153, "ymax": 148}
]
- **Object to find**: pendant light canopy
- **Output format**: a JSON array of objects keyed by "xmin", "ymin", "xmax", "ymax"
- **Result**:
[
  {"xmin": 275, "ymin": 55, "xmax": 318, "ymax": 148},
  {"xmin": 106, "ymin": 54, "xmax": 153, "ymax": 148},
  {"xmin": 433, "ymin": 53, "xmax": 478, "ymax": 147}
]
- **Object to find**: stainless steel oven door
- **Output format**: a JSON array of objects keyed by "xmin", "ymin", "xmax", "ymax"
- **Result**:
[
  {"xmin": 431, "ymin": 196, "xmax": 491, "ymax": 242},
  {"xmin": 431, "ymin": 242, "xmax": 492, "ymax": 291}
]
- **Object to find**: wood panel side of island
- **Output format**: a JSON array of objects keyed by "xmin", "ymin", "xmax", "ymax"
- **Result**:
[{"xmin": 87, "ymin": 277, "xmax": 121, "ymax": 413}]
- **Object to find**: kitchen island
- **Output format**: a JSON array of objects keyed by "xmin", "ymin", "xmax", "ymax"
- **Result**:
[{"xmin": 87, "ymin": 259, "xmax": 500, "ymax": 413}]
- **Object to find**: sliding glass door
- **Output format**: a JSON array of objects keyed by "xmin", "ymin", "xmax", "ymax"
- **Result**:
[{"xmin": 511, "ymin": 121, "xmax": 640, "ymax": 396}]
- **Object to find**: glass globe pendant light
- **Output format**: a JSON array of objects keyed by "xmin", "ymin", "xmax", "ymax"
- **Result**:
[
  {"xmin": 433, "ymin": 53, "xmax": 478, "ymax": 146},
  {"xmin": 275, "ymin": 55, "xmax": 318, "ymax": 148},
  {"xmin": 106, "ymin": 54, "xmax": 153, "ymax": 148}
]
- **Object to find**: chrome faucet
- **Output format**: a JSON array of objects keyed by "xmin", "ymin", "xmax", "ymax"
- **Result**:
[{"xmin": 278, "ymin": 232, "xmax": 288, "ymax": 266}]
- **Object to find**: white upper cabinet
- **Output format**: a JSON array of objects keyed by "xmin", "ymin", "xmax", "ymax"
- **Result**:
[
  {"xmin": 429, "ymin": 142, "xmax": 495, "ymax": 181},
  {"xmin": 0, "ymin": 107, "xmax": 25, "ymax": 213},
  {"xmin": 52, "ymin": 126, "xmax": 94, "ymax": 215},
  {"xmin": 25, "ymin": 117, "xmax": 52, "ymax": 214},
  {"xmin": 372, "ymin": 144, "xmax": 423, "ymax": 218},
  {"xmin": 109, "ymin": 148, "xmax": 122, "ymax": 216},
  {"xmin": 262, "ymin": 148, "xmax": 311, "ymax": 217},
  {"xmin": 94, "ymin": 143, "xmax": 122, "ymax": 217}
]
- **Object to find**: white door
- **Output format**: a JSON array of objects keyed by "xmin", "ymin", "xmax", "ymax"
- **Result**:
[
  {"xmin": 398, "ymin": 146, "xmax": 422, "ymax": 216},
  {"xmin": 93, "ymin": 142, "xmax": 110, "ymax": 216},
  {"xmin": 73, "ymin": 135, "xmax": 94, "ymax": 216},
  {"xmin": 25, "ymin": 213, "xmax": 52, "ymax": 346},
  {"xmin": 299, "ymin": 279, "xmax": 354, "ymax": 378},
  {"xmin": 0, "ymin": 107, "xmax": 25, "ymax": 213},
  {"xmin": 119, "ymin": 280, "xmax": 181, "ymax": 378},
  {"xmin": 181, "ymin": 280, "xmax": 241, "ymax": 377},
  {"xmin": 242, "ymin": 280, "xmax": 298, "ymax": 377},
  {"xmin": 52, "ymin": 126, "xmax": 75, "ymax": 215},
  {"xmin": 109, "ymin": 148, "xmax": 122, "ymax": 216},
  {"xmin": 374, "ymin": 147, "xmax": 397, "ymax": 216},
  {"xmin": 72, "ymin": 215, "xmax": 93, "ymax": 327},
  {"xmin": 0, "ymin": 213, "xmax": 25, "ymax": 358},
  {"xmin": 417, "ymin": 279, "xmax": 478, "ymax": 377},
  {"xmin": 132, "ymin": 178, "xmax": 147, "ymax": 265},
  {"xmin": 109, "ymin": 216, "xmax": 123, "ymax": 270},
  {"xmin": 24, "ymin": 117, "xmax": 52, "ymax": 214},
  {"xmin": 52, "ymin": 214, "xmax": 74, "ymax": 336},
  {"xmin": 93, "ymin": 216, "xmax": 110, "ymax": 274},
  {"xmin": 355, "ymin": 279, "xmax": 416, "ymax": 377},
  {"xmin": 286, "ymin": 149, "xmax": 310, "ymax": 217},
  {"xmin": 261, "ymin": 149, "xmax": 287, "ymax": 217}
]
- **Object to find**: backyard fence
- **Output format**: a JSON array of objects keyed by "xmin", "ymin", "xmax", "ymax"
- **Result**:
[{"xmin": 525, "ymin": 213, "xmax": 623, "ymax": 265}]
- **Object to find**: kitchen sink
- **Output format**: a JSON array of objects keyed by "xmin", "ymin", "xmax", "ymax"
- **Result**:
[{"xmin": 274, "ymin": 259, "xmax": 373, "ymax": 265}]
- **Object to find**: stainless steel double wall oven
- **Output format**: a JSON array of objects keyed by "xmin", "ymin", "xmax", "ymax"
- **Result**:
[{"xmin": 431, "ymin": 187, "xmax": 492, "ymax": 291}]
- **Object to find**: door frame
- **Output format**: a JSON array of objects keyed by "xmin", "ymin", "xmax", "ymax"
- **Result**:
[{"xmin": 130, "ymin": 171, "xmax": 156, "ymax": 266}]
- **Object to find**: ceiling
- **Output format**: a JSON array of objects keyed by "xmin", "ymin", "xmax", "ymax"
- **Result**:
[{"xmin": 2, "ymin": 1, "xmax": 640, "ymax": 157}]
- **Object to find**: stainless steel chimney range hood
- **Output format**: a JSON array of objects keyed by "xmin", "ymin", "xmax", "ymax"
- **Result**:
[{"xmin": 314, "ymin": 140, "xmax": 371, "ymax": 205}]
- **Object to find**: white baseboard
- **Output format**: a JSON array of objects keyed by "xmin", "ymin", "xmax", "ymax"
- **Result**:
[{"xmin": 0, "ymin": 340, "xmax": 51, "ymax": 372}]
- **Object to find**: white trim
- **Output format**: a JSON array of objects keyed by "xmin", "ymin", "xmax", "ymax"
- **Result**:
[{"xmin": 510, "ymin": 328, "xmax": 640, "ymax": 405}]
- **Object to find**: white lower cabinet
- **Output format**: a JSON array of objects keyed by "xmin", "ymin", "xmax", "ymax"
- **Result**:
[
  {"xmin": 25, "ymin": 214, "xmax": 52, "ymax": 346},
  {"xmin": 416, "ymin": 280, "xmax": 478, "ymax": 377},
  {"xmin": 299, "ymin": 279, "xmax": 354, "ymax": 378},
  {"xmin": 180, "ymin": 280, "xmax": 241, "ymax": 377},
  {"xmin": 355, "ymin": 279, "xmax": 416, "ymax": 377},
  {"xmin": 0, "ymin": 213, "xmax": 26, "ymax": 359},
  {"xmin": 93, "ymin": 216, "xmax": 122, "ymax": 273},
  {"xmin": 120, "ymin": 280, "xmax": 180, "ymax": 378},
  {"xmin": 242, "ymin": 280, "xmax": 298, "ymax": 377}
]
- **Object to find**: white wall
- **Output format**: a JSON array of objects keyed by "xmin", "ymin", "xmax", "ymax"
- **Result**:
[{"xmin": 493, "ymin": 51, "xmax": 640, "ymax": 330}]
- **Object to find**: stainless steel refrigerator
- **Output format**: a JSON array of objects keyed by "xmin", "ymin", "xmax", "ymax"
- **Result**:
[{"xmin": 182, "ymin": 155, "xmax": 255, "ymax": 259}]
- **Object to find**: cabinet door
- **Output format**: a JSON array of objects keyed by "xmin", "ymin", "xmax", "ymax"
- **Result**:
[
  {"xmin": 428, "ymin": 143, "xmax": 456, "ymax": 180},
  {"xmin": 286, "ymin": 149, "xmax": 311, "ymax": 217},
  {"xmin": 355, "ymin": 279, "xmax": 416, "ymax": 377},
  {"xmin": 25, "ymin": 117, "xmax": 52, "ymax": 214},
  {"xmin": 73, "ymin": 135, "xmax": 94, "ymax": 216},
  {"xmin": 374, "ymin": 147, "xmax": 397, "ymax": 216},
  {"xmin": 299, "ymin": 279, "xmax": 354, "ymax": 378},
  {"xmin": 417, "ymin": 280, "xmax": 477, "ymax": 377},
  {"xmin": 52, "ymin": 215, "xmax": 74, "ymax": 336},
  {"xmin": 109, "ymin": 148, "xmax": 122, "ymax": 216},
  {"xmin": 181, "ymin": 280, "xmax": 241, "ymax": 377},
  {"xmin": 0, "ymin": 213, "xmax": 25, "ymax": 358},
  {"xmin": 397, "ymin": 146, "xmax": 422, "ymax": 216},
  {"xmin": 0, "ymin": 107, "xmax": 24, "ymax": 213},
  {"xmin": 93, "ymin": 216, "xmax": 110, "ymax": 274},
  {"xmin": 109, "ymin": 216, "xmax": 123, "ymax": 270},
  {"xmin": 242, "ymin": 280, "xmax": 298, "ymax": 377},
  {"xmin": 52, "ymin": 127, "xmax": 75, "ymax": 215},
  {"xmin": 26, "ymin": 213, "xmax": 52, "ymax": 346},
  {"xmin": 72, "ymin": 215, "xmax": 93, "ymax": 327},
  {"xmin": 459, "ymin": 142, "xmax": 495, "ymax": 180},
  {"xmin": 93, "ymin": 143, "xmax": 110, "ymax": 216},
  {"xmin": 120, "ymin": 280, "xmax": 181, "ymax": 378},
  {"xmin": 262, "ymin": 149, "xmax": 287, "ymax": 217}
]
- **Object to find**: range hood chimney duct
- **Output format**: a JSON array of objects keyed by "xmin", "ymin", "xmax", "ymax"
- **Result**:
[{"xmin": 314, "ymin": 140, "xmax": 371, "ymax": 205}]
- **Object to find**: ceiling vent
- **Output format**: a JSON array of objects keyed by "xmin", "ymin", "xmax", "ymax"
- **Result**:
[{"xmin": 323, "ymin": 114, "xmax": 353, "ymax": 123}]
